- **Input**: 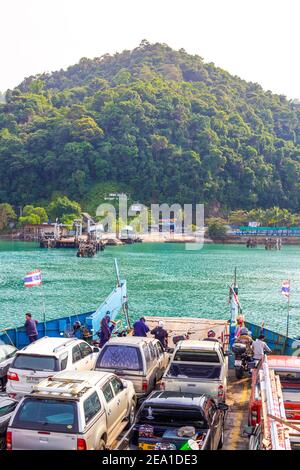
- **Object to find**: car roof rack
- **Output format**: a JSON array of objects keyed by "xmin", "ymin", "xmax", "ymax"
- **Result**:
[
  {"xmin": 53, "ymin": 338, "xmax": 79, "ymax": 353},
  {"xmin": 33, "ymin": 376, "xmax": 92, "ymax": 398}
]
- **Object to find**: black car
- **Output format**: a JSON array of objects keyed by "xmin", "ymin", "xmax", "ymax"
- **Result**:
[
  {"xmin": 0, "ymin": 395, "xmax": 18, "ymax": 449},
  {"xmin": 0, "ymin": 344, "xmax": 18, "ymax": 390},
  {"xmin": 118, "ymin": 391, "xmax": 228, "ymax": 450}
]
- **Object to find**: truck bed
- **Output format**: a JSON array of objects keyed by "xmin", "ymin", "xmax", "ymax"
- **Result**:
[{"xmin": 145, "ymin": 316, "xmax": 229, "ymax": 349}]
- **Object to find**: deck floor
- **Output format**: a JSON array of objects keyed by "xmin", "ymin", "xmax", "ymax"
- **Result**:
[{"xmin": 223, "ymin": 372, "xmax": 251, "ymax": 450}]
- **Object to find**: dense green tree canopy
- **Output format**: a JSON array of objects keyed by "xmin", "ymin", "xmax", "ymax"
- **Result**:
[{"xmin": 0, "ymin": 42, "xmax": 300, "ymax": 214}]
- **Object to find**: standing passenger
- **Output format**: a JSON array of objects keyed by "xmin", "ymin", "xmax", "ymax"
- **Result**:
[
  {"xmin": 24, "ymin": 313, "xmax": 38, "ymax": 343},
  {"xmin": 252, "ymin": 335, "xmax": 272, "ymax": 361},
  {"xmin": 97, "ymin": 311, "xmax": 116, "ymax": 347},
  {"xmin": 133, "ymin": 317, "xmax": 150, "ymax": 337},
  {"xmin": 151, "ymin": 321, "xmax": 168, "ymax": 350}
]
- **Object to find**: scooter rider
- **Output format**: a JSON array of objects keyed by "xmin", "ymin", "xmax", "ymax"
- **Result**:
[{"xmin": 234, "ymin": 327, "xmax": 253, "ymax": 356}]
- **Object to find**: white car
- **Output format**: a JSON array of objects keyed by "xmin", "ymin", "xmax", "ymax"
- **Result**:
[
  {"xmin": 6, "ymin": 336, "xmax": 99, "ymax": 400},
  {"xmin": 160, "ymin": 340, "xmax": 229, "ymax": 403},
  {"xmin": 7, "ymin": 370, "xmax": 136, "ymax": 450}
]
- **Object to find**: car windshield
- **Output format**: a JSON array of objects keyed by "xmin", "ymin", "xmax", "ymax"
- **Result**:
[
  {"xmin": 96, "ymin": 345, "xmax": 142, "ymax": 371},
  {"xmin": 138, "ymin": 406, "xmax": 207, "ymax": 429},
  {"xmin": 12, "ymin": 398, "xmax": 78, "ymax": 433},
  {"xmin": 167, "ymin": 363, "xmax": 221, "ymax": 379},
  {"xmin": 12, "ymin": 354, "xmax": 58, "ymax": 372},
  {"xmin": 174, "ymin": 351, "xmax": 220, "ymax": 363}
]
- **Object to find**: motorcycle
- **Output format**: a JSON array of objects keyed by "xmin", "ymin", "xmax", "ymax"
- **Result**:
[{"xmin": 232, "ymin": 342, "xmax": 254, "ymax": 379}]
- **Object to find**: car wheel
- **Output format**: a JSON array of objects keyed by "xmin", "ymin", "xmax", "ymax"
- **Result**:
[
  {"xmin": 98, "ymin": 439, "xmax": 106, "ymax": 450},
  {"xmin": 126, "ymin": 400, "xmax": 136, "ymax": 429},
  {"xmin": 218, "ymin": 429, "xmax": 224, "ymax": 449}
]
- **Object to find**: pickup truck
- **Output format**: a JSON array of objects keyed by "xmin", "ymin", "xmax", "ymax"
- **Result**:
[
  {"xmin": 160, "ymin": 340, "xmax": 228, "ymax": 403},
  {"xmin": 117, "ymin": 391, "xmax": 228, "ymax": 450}
]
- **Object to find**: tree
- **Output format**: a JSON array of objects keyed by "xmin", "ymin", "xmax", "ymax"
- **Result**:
[
  {"xmin": 0, "ymin": 203, "xmax": 17, "ymax": 230},
  {"xmin": 228, "ymin": 210, "xmax": 249, "ymax": 226},
  {"xmin": 207, "ymin": 219, "xmax": 227, "ymax": 239},
  {"xmin": 48, "ymin": 196, "xmax": 81, "ymax": 221},
  {"xmin": 19, "ymin": 214, "xmax": 41, "ymax": 225},
  {"xmin": 22, "ymin": 205, "xmax": 48, "ymax": 223}
]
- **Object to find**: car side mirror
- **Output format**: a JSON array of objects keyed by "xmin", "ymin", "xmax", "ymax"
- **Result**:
[
  {"xmin": 122, "ymin": 380, "xmax": 128, "ymax": 389},
  {"xmin": 93, "ymin": 347, "xmax": 100, "ymax": 353}
]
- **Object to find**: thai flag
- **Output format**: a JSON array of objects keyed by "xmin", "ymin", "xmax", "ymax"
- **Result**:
[
  {"xmin": 23, "ymin": 270, "xmax": 42, "ymax": 287},
  {"xmin": 281, "ymin": 280, "xmax": 290, "ymax": 298}
]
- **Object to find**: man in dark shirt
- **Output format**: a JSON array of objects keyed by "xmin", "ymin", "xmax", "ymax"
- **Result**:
[
  {"xmin": 133, "ymin": 317, "xmax": 150, "ymax": 337},
  {"xmin": 24, "ymin": 312, "xmax": 38, "ymax": 343},
  {"xmin": 151, "ymin": 321, "xmax": 168, "ymax": 350}
]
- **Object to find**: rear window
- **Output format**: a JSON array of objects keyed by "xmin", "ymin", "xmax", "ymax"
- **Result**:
[
  {"xmin": 0, "ymin": 402, "xmax": 17, "ymax": 417},
  {"xmin": 12, "ymin": 398, "xmax": 78, "ymax": 433},
  {"xmin": 167, "ymin": 363, "xmax": 221, "ymax": 379},
  {"xmin": 174, "ymin": 350, "xmax": 220, "ymax": 363},
  {"xmin": 96, "ymin": 345, "xmax": 142, "ymax": 371},
  {"xmin": 139, "ymin": 406, "xmax": 207, "ymax": 429},
  {"xmin": 12, "ymin": 354, "xmax": 58, "ymax": 372}
]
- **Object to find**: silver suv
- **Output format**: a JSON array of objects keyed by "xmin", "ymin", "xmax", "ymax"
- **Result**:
[
  {"xmin": 6, "ymin": 337, "xmax": 99, "ymax": 400},
  {"xmin": 7, "ymin": 370, "xmax": 136, "ymax": 450}
]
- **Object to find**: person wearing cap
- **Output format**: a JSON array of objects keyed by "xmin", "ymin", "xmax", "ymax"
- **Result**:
[
  {"xmin": 151, "ymin": 321, "xmax": 168, "ymax": 350},
  {"xmin": 203, "ymin": 329, "xmax": 219, "ymax": 342},
  {"xmin": 133, "ymin": 317, "xmax": 150, "ymax": 337},
  {"xmin": 252, "ymin": 335, "xmax": 272, "ymax": 361}
]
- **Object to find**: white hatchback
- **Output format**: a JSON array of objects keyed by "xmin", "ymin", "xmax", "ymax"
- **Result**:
[{"xmin": 6, "ymin": 336, "xmax": 99, "ymax": 400}]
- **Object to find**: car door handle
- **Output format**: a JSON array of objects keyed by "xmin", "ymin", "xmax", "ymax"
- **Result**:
[
  {"xmin": 117, "ymin": 399, "xmax": 121, "ymax": 405},
  {"xmin": 108, "ymin": 409, "xmax": 112, "ymax": 415}
]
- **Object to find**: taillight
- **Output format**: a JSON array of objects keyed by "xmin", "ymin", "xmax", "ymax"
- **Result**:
[
  {"xmin": 142, "ymin": 380, "xmax": 148, "ymax": 393},
  {"xmin": 7, "ymin": 372, "xmax": 19, "ymax": 381},
  {"xmin": 218, "ymin": 385, "xmax": 224, "ymax": 398},
  {"xmin": 160, "ymin": 381, "xmax": 165, "ymax": 390},
  {"xmin": 77, "ymin": 438, "xmax": 87, "ymax": 451},
  {"xmin": 6, "ymin": 431, "xmax": 12, "ymax": 450}
]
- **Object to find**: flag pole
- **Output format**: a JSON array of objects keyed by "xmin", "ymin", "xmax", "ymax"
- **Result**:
[
  {"xmin": 286, "ymin": 279, "xmax": 290, "ymax": 341},
  {"xmin": 40, "ymin": 283, "xmax": 46, "ymax": 336}
]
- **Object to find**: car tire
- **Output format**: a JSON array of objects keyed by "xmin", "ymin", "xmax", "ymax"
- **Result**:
[
  {"xmin": 0, "ymin": 437, "xmax": 6, "ymax": 450},
  {"xmin": 98, "ymin": 439, "xmax": 106, "ymax": 450},
  {"xmin": 126, "ymin": 400, "xmax": 136, "ymax": 429},
  {"xmin": 218, "ymin": 429, "xmax": 224, "ymax": 449}
]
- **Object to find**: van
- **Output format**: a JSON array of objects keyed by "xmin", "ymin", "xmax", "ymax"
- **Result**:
[
  {"xmin": 6, "ymin": 337, "xmax": 99, "ymax": 400},
  {"xmin": 94, "ymin": 337, "xmax": 169, "ymax": 398}
]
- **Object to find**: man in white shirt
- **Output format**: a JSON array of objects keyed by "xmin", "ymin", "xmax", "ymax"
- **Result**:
[{"xmin": 252, "ymin": 335, "xmax": 272, "ymax": 360}]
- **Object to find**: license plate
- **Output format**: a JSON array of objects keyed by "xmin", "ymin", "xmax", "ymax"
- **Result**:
[
  {"xmin": 26, "ymin": 376, "xmax": 40, "ymax": 384},
  {"xmin": 139, "ymin": 443, "xmax": 155, "ymax": 450},
  {"xmin": 235, "ymin": 360, "xmax": 242, "ymax": 367}
]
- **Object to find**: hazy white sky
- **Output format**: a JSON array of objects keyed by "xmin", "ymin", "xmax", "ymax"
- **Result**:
[{"xmin": 1, "ymin": 0, "xmax": 299, "ymax": 98}]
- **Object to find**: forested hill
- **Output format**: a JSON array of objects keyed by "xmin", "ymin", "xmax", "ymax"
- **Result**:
[{"xmin": 1, "ymin": 41, "xmax": 300, "ymax": 213}]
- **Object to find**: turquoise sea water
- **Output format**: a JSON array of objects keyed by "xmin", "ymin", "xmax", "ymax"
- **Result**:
[{"xmin": 0, "ymin": 241, "xmax": 299, "ymax": 336}]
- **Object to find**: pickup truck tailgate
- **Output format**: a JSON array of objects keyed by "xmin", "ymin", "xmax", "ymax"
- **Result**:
[{"xmin": 10, "ymin": 428, "xmax": 77, "ymax": 450}]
